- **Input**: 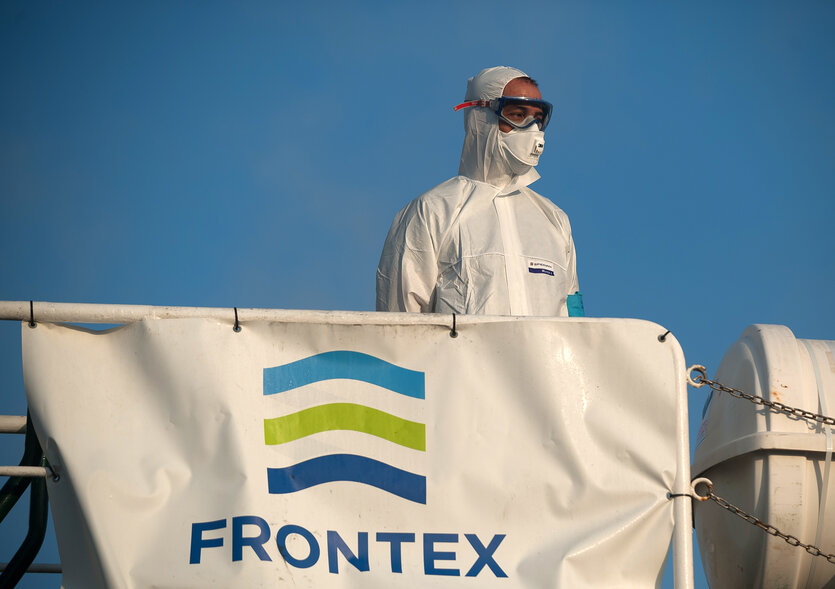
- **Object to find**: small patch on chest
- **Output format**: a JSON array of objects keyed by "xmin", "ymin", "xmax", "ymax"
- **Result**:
[{"xmin": 527, "ymin": 258, "xmax": 555, "ymax": 277}]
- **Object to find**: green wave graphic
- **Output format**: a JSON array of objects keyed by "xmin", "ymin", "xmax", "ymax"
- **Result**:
[{"xmin": 264, "ymin": 403, "xmax": 425, "ymax": 451}]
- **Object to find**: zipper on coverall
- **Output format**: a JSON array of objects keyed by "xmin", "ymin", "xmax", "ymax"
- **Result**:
[{"xmin": 494, "ymin": 194, "xmax": 529, "ymax": 315}]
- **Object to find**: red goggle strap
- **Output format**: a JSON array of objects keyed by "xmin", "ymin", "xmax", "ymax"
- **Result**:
[{"xmin": 453, "ymin": 99, "xmax": 491, "ymax": 112}]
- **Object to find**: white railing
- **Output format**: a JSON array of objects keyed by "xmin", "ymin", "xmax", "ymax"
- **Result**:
[{"xmin": 0, "ymin": 300, "xmax": 455, "ymax": 326}]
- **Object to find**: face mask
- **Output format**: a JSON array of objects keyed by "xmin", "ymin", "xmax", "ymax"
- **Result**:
[{"xmin": 498, "ymin": 125, "xmax": 545, "ymax": 175}]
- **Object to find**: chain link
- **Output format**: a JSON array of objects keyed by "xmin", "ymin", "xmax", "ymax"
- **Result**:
[
  {"xmin": 697, "ymin": 484, "xmax": 835, "ymax": 565},
  {"xmin": 689, "ymin": 366, "xmax": 835, "ymax": 426}
]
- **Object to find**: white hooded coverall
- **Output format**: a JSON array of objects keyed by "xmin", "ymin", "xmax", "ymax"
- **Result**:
[{"xmin": 376, "ymin": 66, "xmax": 580, "ymax": 316}]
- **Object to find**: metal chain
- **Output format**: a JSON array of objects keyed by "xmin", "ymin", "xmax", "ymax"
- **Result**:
[
  {"xmin": 688, "ymin": 366, "xmax": 835, "ymax": 426},
  {"xmin": 693, "ymin": 481, "xmax": 835, "ymax": 565},
  {"xmin": 688, "ymin": 366, "xmax": 835, "ymax": 564}
]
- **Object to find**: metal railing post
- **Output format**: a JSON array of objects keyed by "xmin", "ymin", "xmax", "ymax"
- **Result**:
[
  {"xmin": 0, "ymin": 414, "xmax": 50, "ymax": 588},
  {"xmin": 0, "ymin": 414, "xmax": 41, "ymax": 523},
  {"xmin": 0, "ymin": 456, "xmax": 49, "ymax": 588}
]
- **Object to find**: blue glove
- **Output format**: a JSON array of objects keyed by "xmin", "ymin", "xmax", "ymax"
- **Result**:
[{"xmin": 567, "ymin": 292, "xmax": 584, "ymax": 317}]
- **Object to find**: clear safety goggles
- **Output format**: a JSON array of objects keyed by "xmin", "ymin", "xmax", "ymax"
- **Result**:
[{"xmin": 454, "ymin": 96, "xmax": 553, "ymax": 131}]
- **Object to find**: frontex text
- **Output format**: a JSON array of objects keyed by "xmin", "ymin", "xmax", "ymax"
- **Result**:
[{"xmin": 190, "ymin": 517, "xmax": 508, "ymax": 578}]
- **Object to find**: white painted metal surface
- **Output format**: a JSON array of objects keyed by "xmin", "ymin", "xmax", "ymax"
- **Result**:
[
  {"xmin": 0, "ymin": 466, "xmax": 47, "ymax": 477},
  {"xmin": 0, "ymin": 300, "xmax": 456, "ymax": 326},
  {"xmin": 0, "ymin": 415, "xmax": 26, "ymax": 434},
  {"xmin": 693, "ymin": 325, "xmax": 834, "ymax": 588}
]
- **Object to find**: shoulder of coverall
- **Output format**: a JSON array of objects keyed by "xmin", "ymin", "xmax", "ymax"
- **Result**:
[
  {"xmin": 405, "ymin": 176, "xmax": 482, "ymax": 213},
  {"xmin": 391, "ymin": 176, "xmax": 489, "ymax": 247},
  {"xmin": 391, "ymin": 176, "xmax": 467, "ymax": 232}
]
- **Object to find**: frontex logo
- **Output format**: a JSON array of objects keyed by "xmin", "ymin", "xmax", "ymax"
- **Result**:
[
  {"xmin": 190, "ymin": 350, "xmax": 508, "ymax": 576},
  {"xmin": 262, "ymin": 351, "xmax": 427, "ymax": 504}
]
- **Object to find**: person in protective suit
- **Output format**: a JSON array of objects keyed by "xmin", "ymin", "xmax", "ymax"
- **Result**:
[{"xmin": 376, "ymin": 66, "xmax": 583, "ymax": 317}]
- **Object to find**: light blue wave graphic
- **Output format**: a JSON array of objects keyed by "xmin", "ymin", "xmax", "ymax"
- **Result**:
[
  {"xmin": 267, "ymin": 454, "xmax": 426, "ymax": 504},
  {"xmin": 263, "ymin": 350, "xmax": 425, "ymax": 399},
  {"xmin": 263, "ymin": 351, "xmax": 426, "ymax": 503}
]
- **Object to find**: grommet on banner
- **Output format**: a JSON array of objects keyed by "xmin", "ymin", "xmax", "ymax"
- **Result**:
[
  {"xmin": 657, "ymin": 330, "xmax": 670, "ymax": 342},
  {"xmin": 233, "ymin": 307, "xmax": 241, "ymax": 333},
  {"xmin": 28, "ymin": 300, "xmax": 36, "ymax": 328},
  {"xmin": 450, "ymin": 313, "xmax": 458, "ymax": 338}
]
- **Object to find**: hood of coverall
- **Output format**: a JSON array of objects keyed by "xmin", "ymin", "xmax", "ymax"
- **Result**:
[{"xmin": 458, "ymin": 66, "xmax": 542, "ymax": 194}]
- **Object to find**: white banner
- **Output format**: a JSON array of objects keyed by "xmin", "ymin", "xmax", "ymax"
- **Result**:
[{"xmin": 23, "ymin": 316, "xmax": 688, "ymax": 588}]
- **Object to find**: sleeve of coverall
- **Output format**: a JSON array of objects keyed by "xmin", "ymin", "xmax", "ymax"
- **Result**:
[
  {"xmin": 564, "ymin": 229, "xmax": 584, "ymax": 316},
  {"xmin": 566, "ymin": 229, "xmax": 580, "ymax": 296},
  {"xmin": 376, "ymin": 202, "xmax": 439, "ymax": 313}
]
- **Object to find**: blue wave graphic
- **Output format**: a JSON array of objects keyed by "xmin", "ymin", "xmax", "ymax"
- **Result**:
[
  {"xmin": 267, "ymin": 454, "xmax": 426, "ymax": 504},
  {"xmin": 263, "ymin": 351, "xmax": 425, "ymax": 399}
]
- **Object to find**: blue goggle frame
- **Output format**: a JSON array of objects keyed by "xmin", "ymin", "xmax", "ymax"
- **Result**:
[{"xmin": 454, "ymin": 96, "xmax": 554, "ymax": 131}]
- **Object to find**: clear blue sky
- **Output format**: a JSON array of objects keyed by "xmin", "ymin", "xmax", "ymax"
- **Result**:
[{"xmin": 1, "ymin": 2, "xmax": 833, "ymax": 587}]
